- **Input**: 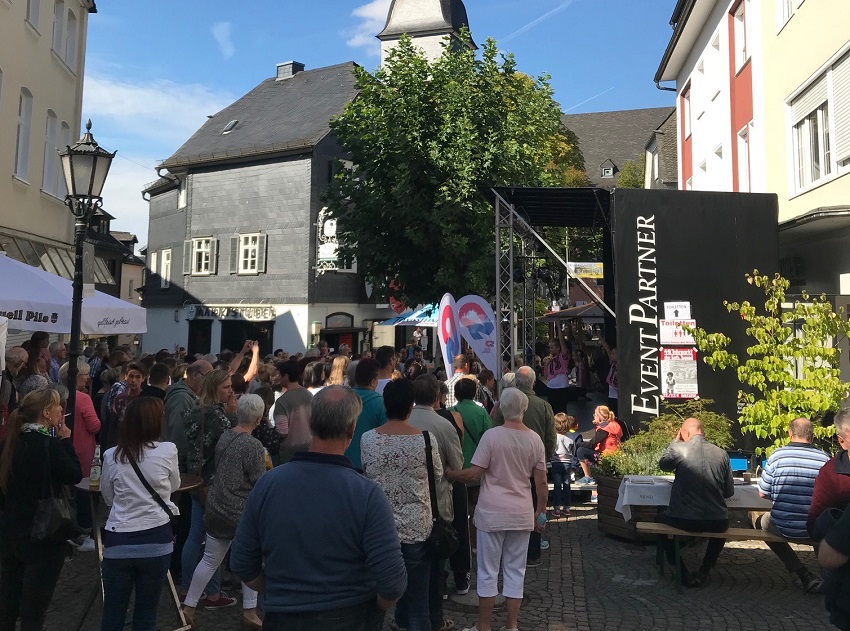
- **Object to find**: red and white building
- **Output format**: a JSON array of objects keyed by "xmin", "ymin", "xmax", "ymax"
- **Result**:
[{"xmin": 655, "ymin": 0, "xmax": 765, "ymax": 193}]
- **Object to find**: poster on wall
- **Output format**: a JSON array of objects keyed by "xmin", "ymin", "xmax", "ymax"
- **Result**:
[
  {"xmin": 659, "ymin": 319, "xmax": 696, "ymax": 345},
  {"xmin": 660, "ymin": 347, "xmax": 699, "ymax": 399},
  {"xmin": 664, "ymin": 301, "xmax": 691, "ymax": 320}
]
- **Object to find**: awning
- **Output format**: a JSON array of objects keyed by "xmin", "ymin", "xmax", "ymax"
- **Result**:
[{"xmin": 0, "ymin": 254, "xmax": 146, "ymax": 334}]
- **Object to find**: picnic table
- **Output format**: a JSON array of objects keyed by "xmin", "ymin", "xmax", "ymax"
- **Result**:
[{"xmin": 615, "ymin": 475, "xmax": 772, "ymax": 521}]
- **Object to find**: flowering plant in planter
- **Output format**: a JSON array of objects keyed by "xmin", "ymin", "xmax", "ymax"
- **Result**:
[{"xmin": 596, "ymin": 399, "xmax": 734, "ymax": 477}]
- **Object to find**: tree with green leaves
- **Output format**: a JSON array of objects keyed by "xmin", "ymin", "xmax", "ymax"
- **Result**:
[
  {"xmin": 616, "ymin": 156, "xmax": 645, "ymax": 189},
  {"xmin": 688, "ymin": 271, "xmax": 850, "ymax": 454},
  {"xmin": 325, "ymin": 34, "xmax": 585, "ymax": 306}
]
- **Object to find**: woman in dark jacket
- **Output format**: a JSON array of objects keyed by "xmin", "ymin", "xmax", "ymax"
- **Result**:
[{"xmin": 0, "ymin": 388, "xmax": 82, "ymax": 631}]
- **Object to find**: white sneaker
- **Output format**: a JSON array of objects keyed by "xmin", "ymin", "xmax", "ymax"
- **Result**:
[{"xmin": 79, "ymin": 537, "xmax": 96, "ymax": 552}]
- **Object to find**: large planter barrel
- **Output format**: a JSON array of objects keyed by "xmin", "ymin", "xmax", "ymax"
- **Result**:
[{"xmin": 596, "ymin": 475, "xmax": 658, "ymax": 543}]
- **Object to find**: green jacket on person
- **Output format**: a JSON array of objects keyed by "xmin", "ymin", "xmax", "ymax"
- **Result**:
[
  {"xmin": 492, "ymin": 385, "xmax": 557, "ymax": 459},
  {"xmin": 452, "ymin": 399, "xmax": 492, "ymax": 469}
]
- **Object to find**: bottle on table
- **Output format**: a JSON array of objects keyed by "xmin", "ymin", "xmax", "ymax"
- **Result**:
[{"xmin": 89, "ymin": 445, "xmax": 102, "ymax": 491}]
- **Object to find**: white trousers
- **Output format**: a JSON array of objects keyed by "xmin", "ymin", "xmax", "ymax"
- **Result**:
[
  {"xmin": 185, "ymin": 534, "xmax": 258, "ymax": 609},
  {"xmin": 476, "ymin": 529, "xmax": 531, "ymax": 599}
]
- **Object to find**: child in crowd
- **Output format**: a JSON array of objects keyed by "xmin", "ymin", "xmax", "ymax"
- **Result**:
[{"xmin": 551, "ymin": 413, "xmax": 582, "ymax": 517}]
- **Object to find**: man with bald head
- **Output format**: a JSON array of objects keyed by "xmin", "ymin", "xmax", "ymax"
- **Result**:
[
  {"xmin": 658, "ymin": 417, "xmax": 735, "ymax": 587},
  {"xmin": 752, "ymin": 417, "xmax": 828, "ymax": 592}
]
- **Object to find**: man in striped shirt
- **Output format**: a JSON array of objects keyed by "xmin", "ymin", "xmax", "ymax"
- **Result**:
[{"xmin": 752, "ymin": 417, "xmax": 829, "ymax": 592}]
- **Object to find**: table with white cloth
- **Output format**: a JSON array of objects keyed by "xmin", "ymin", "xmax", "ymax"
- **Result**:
[{"xmin": 615, "ymin": 475, "xmax": 773, "ymax": 521}]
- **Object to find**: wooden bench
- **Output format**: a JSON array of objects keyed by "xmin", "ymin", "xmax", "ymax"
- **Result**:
[{"xmin": 635, "ymin": 522, "xmax": 815, "ymax": 589}]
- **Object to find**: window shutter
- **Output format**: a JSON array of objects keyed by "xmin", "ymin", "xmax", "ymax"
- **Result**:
[
  {"xmin": 150, "ymin": 251, "xmax": 158, "ymax": 278},
  {"xmin": 229, "ymin": 237, "xmax": 239, "ymax": 274},
  {"xmin": 210, "ymin": 239, "xmax": 218, "ymax": 274},
  {"xmin": 833, "ymin": 51, "xmax": 850, "ymax": 164},
  {"xmin": 183, "ymin": 241, "xmax": 192, "ymax": 275},
  {"xmin": 257, "ymin": 234, "xmax": 267, "ymax": 274},
  {"xmin": 791, "ymin": 74, "xmax": 827, "ymax": 124}
]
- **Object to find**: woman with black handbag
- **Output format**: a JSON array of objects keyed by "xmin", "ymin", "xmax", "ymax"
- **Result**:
[
  {"xmin": 0, "ymin": 388, "xmax": 82, "ymax": 631},
  {"xmin": 361, "ymin": 380, "xmax": 445, "ymax": 631},
  {"xmin": 100, "ymin": 397, "xmax": 180, "ymax": 631}
]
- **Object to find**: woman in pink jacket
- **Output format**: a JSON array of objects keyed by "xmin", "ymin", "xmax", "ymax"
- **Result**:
[{"xmin": 61, "ymin": 358, "xmax": 101, "ymax": 550}]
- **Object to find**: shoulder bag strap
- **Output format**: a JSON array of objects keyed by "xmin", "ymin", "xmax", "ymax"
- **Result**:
[
  {"xmin": 127, "ymin": 452, "xmax": 175, "ymax": 520},
  {"xmin": 422, "ymin": 431, "xmax": 439, "ymax": 521}
]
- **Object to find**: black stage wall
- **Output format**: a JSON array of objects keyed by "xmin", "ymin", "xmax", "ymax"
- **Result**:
[{"xmin": 612, "ymin": 189, "xmax": 779, "ymax": 434}]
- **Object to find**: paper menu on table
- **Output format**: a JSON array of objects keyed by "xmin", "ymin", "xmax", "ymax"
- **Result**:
[{"xmin": 626, "ymin": 476, "xmax": 657, "ymax": 484}]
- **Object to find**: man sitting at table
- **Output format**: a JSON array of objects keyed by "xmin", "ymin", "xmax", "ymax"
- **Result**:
[
  {"xmin": 658, "ymin": 417, "xmax": 735, "ymax": 587},
  {"xmin": 751, "ymin": 417, "xmax": 829, "ymax": 592}
]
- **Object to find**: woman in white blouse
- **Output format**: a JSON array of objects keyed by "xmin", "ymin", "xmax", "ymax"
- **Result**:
[
  {"xmin": 361, "ymin": 379, "xmax": 444, "ymax": 631},
  {"xmin": 100, "ymin": 397, "xmax": 180, "ymax": 631}
]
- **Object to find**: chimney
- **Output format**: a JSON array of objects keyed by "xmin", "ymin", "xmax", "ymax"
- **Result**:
[{"xmin": 276, "ymin": 61, "xmax": 305, "ymax": 81}]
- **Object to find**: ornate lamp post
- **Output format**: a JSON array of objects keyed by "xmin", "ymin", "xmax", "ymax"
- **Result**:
[{"xmin": 58, "ymin": 120, "xmax": 115, "ymax": 429}]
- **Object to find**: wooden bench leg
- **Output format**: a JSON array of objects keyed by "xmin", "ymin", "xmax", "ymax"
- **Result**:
[
  {"xmin": 655, "ymin": 535, "xmax": 665, "ymax": 575},
  {"xmin": 674, "ymin": 537, "xmax": 683, "ymax": 592}
]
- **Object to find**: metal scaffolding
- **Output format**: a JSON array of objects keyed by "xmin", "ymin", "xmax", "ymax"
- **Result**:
[{"xmin": 491, "ymin": 187, "xmax": 616, "ymax": 380}]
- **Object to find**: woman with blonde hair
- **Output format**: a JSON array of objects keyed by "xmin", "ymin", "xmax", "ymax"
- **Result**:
[
  {"xmin": 180, "ymin": 368, "xmax": 238, "ymax": 608},
  {"xmin": 326, "ymin": 355, "xmax": 349, "ymax": 387},
  {"xmin": 0, "ymin": 389, "xmax": 82, "ymax": 630},
  {"xmin": 575, "ymin": 405, "xmax": 623, "ymax": 484}
]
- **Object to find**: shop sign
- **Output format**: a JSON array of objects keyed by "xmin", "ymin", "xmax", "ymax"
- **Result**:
[{"xmin": 187, "ymin": 305, "xmax": 275, "ymax": 321}]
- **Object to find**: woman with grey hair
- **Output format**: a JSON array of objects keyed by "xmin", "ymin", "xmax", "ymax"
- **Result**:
[
  {"xmin": 450, "ymin": 388, "xmax": 547, "ymax": 631},
  {"xmin": 183, "ymin": 394, "xmax": 268, "ymax": 629}
]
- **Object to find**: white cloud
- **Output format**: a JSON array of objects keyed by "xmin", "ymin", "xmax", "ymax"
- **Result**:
[
  {"xmin": 84, "ymin": 75, "xmax": 235, "ymax": 146},
  {"xmin": 347, "ymin": 0, "xmax": 391, "ymax": 56},
  {"xmin": 83, "ymin": 75, "xmax": 236, "ymax": 247},
  {"xmin": 211, "ymin": 22, "xmax": 235, "ymax": 59},
  {"xmin": 100, "ymin": 155, "xmax": 159, "ymax": 248}
]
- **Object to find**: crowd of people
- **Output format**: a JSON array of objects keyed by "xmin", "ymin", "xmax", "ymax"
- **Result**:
[{"xmin": 1, "ymin": 327, "xmax": 850, "ymax": 630}]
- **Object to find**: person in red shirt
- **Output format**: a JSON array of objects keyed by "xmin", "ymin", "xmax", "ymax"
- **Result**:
[{"xmin": 808, "ymin": 409, "xmax": 850, "ymax": 536}]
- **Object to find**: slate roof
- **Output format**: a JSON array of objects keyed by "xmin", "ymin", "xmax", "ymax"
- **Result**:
[
  {"xmin": 650, "ymin": 108, "xmax": 679, "ymax": 185},
  {"xmin": 160, "ymin": 62, "xmax": 359, "ymax": 170},
  {"xmin": 379, "ymin": 0, "xmax": 472, "ymax": 39},
  {"xmin": 561, "ymin": 107, "xmax": 675, "ymax": 189}
]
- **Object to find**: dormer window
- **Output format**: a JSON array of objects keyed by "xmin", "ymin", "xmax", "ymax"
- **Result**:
[{"xmin": 222, "ymin": 120, "xmax": 238, "ymax": 134}]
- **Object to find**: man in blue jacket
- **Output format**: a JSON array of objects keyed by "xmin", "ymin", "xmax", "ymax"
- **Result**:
[{"xmin": 231, "ymin": 385, "xmax": 406, "ymax": 630}]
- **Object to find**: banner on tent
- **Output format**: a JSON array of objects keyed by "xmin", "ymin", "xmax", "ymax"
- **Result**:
[
  {"xmin": 438, "ymin": 294, "xmax": 460, "ymax": 367},
  {"xmin": 455, "ymin": 295, "xmax": 498, "ymax": 374},
  {"xmin": 0, "ymin": 308, "xmax": 60, "ymax": 326}
]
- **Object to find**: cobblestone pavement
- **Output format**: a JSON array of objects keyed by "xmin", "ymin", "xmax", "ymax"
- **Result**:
[{"xmin": 44, "ymin": 502, "xmax": 831, "ymax": 631}]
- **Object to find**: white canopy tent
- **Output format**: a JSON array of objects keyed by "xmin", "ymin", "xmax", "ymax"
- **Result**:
[{"xmin": 0, "ymin": 254, "xmax": 146, "ymax": 336}]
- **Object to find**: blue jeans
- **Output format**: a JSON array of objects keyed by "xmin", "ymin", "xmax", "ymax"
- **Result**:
[
  {"xmin": 551, "ymin": 461, "xmax": 571, "ymax": 509},
  {"xmin": 394, "ymin": 542, "xmax": 430, "ymax": 631},
  {"xmin": 101, "ymin": 554, "xmax": 171, "ymax": 631},
  {"xmin": 181, "ymin": 496, "xmax": 221, "ymax": 595}
]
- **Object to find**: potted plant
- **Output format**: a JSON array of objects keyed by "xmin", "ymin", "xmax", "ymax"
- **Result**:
[{"xmin": 594, "ymin": 399, "xmax": 734, "ymax": 541}]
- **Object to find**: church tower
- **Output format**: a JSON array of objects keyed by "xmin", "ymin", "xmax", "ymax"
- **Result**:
[{"xmin": 378, "ymin": 0, "xmax": 477, "ymax": 66}]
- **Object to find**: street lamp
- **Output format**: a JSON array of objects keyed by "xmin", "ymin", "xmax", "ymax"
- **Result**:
[{"xmin": 59, "ymin": 120, "xmax": 115, "ymax": 429}]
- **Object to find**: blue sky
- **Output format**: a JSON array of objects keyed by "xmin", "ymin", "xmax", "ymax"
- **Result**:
[{"xmin": 82, "ymin": 0, "xmax": 676, "ymax": 246}]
